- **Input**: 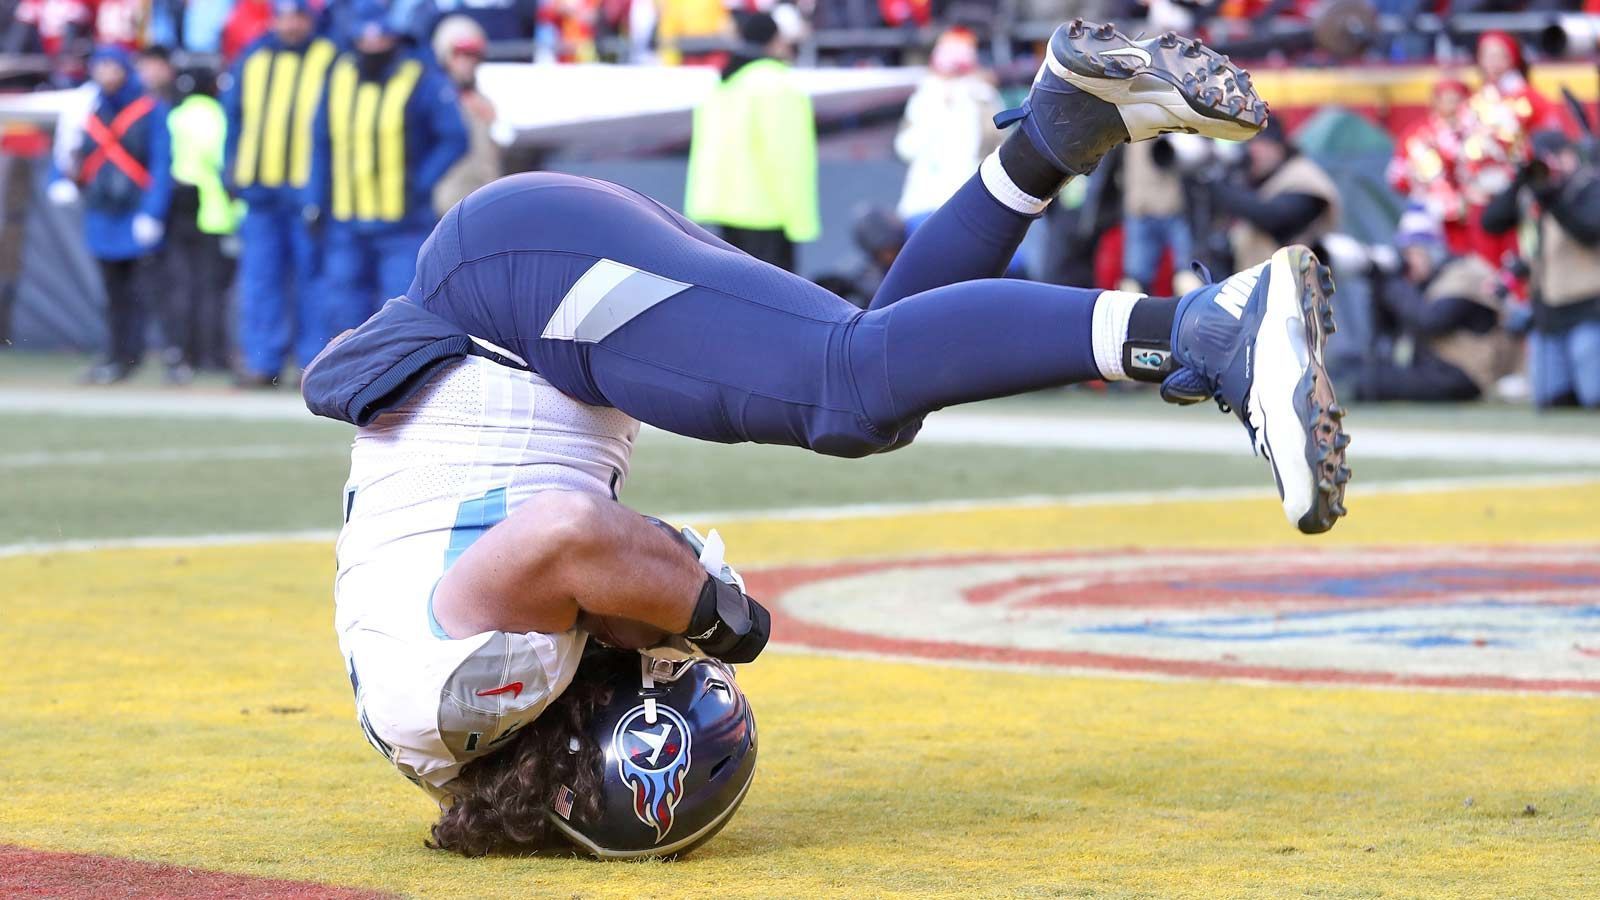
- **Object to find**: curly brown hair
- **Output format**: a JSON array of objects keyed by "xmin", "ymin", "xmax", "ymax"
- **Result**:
[{"xmin": 427, "ymin": 651, "xmax": 629, "ymax": 857}]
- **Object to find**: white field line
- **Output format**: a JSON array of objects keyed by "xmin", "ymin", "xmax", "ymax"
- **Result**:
[
  {"xmin": 0, "ymin": 388, "xmax": 312, "ymax": 420},
  {"xmin": 911, "ymin": 413, "xmax": 1600, "ymax": 465},
  {"xmin": 3, "ymin": 470, "xmax": 1595, "ymax": 560},
  {"xmin": 4, "ymin": 388, "xmax": 1598, "ymax": 464},
  {"xmin": 0, "ymin": 445, "xmax": 339, "ymax": 468},
  {"xmin": 0, "ymin": 529, "xmax": 341, "ymax": 559}
]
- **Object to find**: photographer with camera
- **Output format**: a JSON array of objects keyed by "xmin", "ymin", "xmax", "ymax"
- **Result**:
[
  {"xmin": 1349, "ymin": 207, "xmax": 1516, "ymax": 403},
  {"xmin": 1481, "ymin": 129, "xmax": 1600, "ymax": 409},
  {"xmin": 1209, "ymin": 118, "xmax": 1342, "ymax": 270}
]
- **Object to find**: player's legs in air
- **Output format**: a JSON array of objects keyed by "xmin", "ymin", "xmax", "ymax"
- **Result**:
[
  {"xmin": 326, "ymin": 20, "xmax": 1348, "ymax": 859},
  {"xmin": 420, "ymin": 27, "xmax": 1343, "ymax": 536},
  {"xmin": 422, "ymin": 21, "xmax": 1346, "ymax": 640}
]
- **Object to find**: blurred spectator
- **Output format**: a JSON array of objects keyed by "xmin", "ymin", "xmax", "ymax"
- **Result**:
[
  {"xmin": 136, "ymin": 45, "xmax": 178, "ymax": 102},
  {"xmin": 48, "ymin": 46, "xmax": 175, "ymax": 385},
  {"xmin": 432, "ymin": 15, "xmax": 505, "ymax": 215},
  {"xmin": 1482, "ymin": 129, "xmax": 1600, "ymax": 409},
  {"xmin": 894, "ymin": 27, "xmax": 1002, "ymax": 224},
  {"xmin": 1213, "ymin": 118, "xmax": 1341, "ymax": 269},
  {"xmin": 6, "ymin": 0, "xmax": 92, "ymax": 56},
  {"xmin": 685, "ymin": 11, "xmax": 819, "ymax": 270},
  {"xmin": 93, "ymin": 0, "xmax": 146, "ymax": 49},
  {"xmin": 656, "ymin": 0, "xmax": 732, "ymax": 64},
  {"xmin": 1388, "ymin": 77, "xmax": 1474, "ymax": 256},
  {"xmin": 1120, "ymin": 137, "xmax": 1195, "ymax": 293},
  {"xmin": 879, "ymin": 0, "xmax": 932, "ymax": 27},
  {"xmin": 1354, "ymin": 207, "xmax": 1515, "ymax": 403},
  {"xmin": 1462, "ymin": 31, "xmax": 1562, "ymax": 265},
  {"xmin": 224, "ymin": 0, "xmax": 337, "ymax": 387},
  {"xmin": 166, "ymin": 67, "xmax": 239, "ymax": 374},
  {"xmin": 309, "ymin": 1, "xmax": 467, "ymax": 336},
  {"xmin": 537, "ymin": 0, "xmax": 603, "ymax": 61},
  {"xmin": 223, "ymin": 0, "xmax": 276, "ymax": 62}
]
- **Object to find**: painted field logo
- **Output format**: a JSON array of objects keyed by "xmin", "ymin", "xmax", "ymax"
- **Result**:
[{"xmin": 751, "ymin": 547, "xmax": 1600, "ymax": 693}]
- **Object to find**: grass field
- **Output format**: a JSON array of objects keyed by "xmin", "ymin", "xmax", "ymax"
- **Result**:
[{"xmin": 2, "ymin": 352, "xmax": 1598, "ymax": 898}]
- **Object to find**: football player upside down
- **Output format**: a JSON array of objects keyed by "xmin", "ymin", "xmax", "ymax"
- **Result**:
[{"xmin": 303, "ymin": 19, "xmax": 1350, "ymax": 860}]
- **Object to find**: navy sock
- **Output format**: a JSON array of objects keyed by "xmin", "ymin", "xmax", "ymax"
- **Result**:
[{"xmin": 997, "ymin": 129, "xmax": 1071, "ymax": 199}]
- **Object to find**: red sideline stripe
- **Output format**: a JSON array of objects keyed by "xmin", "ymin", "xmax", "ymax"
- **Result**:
[
  {"xmin": 746, "ymin": 553, "xmax": 1600, "ymax": 694},
  {"xmin": 0, "ymin": 845, "xmax": 396, "ymax": 899}
]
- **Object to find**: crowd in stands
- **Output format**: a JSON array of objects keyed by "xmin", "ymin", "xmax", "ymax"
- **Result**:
[
  {"xmin": 2, "ymin": 0, "xmax": 1597, "ymax": 408},
  {"xmin": 8, "ymin": 0, "xmax": 1600, "ymax": 80}
]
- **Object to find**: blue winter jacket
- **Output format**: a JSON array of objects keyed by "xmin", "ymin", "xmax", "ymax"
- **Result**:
[
  {"xmin": 308, "ymin": 47, "xmax": 468, "ymax": 234},
  {"xmin": 221, "ymin": 31, "xmax": 340, "ymax": 208},
  {"xmin": 60, "ymin": 47, "xmax": 173, "ymax": 261}
]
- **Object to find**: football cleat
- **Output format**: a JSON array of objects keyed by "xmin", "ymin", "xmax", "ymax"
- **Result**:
[
  {"xmin": 1167, "ymin": 245, "xmax": 1350, "ymax": 535},
  {"xmin": 994, "ymin": 19, "xmax": 1269, "ymax": 174}
]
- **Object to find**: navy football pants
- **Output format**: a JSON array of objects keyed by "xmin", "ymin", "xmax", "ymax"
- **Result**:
[{"xmin": 411, "ymin": 172, "xmax": 1104, "ymax": 457}]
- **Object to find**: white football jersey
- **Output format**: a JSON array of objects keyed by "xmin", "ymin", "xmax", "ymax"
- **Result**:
[{"xmin": 333, "ymin": 354, "xmax": 640, "ymax": 795}]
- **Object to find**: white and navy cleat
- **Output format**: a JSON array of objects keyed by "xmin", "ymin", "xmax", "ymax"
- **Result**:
[
  {"xmin": 1044, "ymin": 19, "xmax": 1269, "ymax": 142},
  {"xmin": 993, "ymin": 19, "xmax": 1270, "ymax": 175},
  {"xmin": 1166, "ymin": 246, "xmax": 1351, "ymax": 534}
]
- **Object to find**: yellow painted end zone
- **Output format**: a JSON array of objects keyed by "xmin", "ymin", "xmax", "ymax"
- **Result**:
[{"xmin": 1, "ymin": 482, "xmax": 1596, "ymax": 898}]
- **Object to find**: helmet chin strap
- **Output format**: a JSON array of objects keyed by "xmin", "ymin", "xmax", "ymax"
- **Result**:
[{"xmin": 640, "ymin": 658, "xmax": 658, "ymax": 725}]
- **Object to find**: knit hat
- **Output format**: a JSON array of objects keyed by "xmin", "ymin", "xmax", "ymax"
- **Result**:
[
  {"xmin": 734, "ymin": 11, "xmax": 779, "ymax": 47},
  {"xmin": 432, "ymin": 14, "xmax": 487, "ymax": 62},
  {"xmin": 930, "ymin": 26, "xmax": 978, "ymax": 76},
  {"xmin": 89, "ymin": 44, "xmax": 135, "ymax": 71},
  {"xmin": 1394, "ymin": 204, "xmax": 1443, "ymax": 249},
  {"xmin": 1477, "ymin": 30, "xmax": 1526, "ymax": 73},
  {"xmin": 1433, "ymin": 75, "xmax": 1469, "ymax": 100},
  {"xmin": 353, "ymin": 0, "xmax": 398, "ymax": 39}
]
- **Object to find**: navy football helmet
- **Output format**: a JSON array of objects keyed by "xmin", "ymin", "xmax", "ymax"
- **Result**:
[{"xmin": 546, "ymin": 653, "xmax": 757, "ymax": 859}]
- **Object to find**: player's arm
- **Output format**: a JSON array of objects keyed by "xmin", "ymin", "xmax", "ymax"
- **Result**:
[{"xmin": 430, "ymin": 491, "xmax": 770, "ymax": 662}]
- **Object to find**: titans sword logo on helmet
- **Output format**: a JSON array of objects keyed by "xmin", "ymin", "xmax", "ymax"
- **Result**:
[{"xmin": 614, "ymin": 703, "xmax": 694, "ymax": 841}]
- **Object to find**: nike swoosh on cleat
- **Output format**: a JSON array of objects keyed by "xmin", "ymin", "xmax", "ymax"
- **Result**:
[{"xmin": 1100, "ymin": 47, "xmax": 1153, "ymax": 67}]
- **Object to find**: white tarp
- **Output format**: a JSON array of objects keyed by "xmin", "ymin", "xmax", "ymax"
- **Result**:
[{"xmin": 0, "ymin": 62, "xmax": 922, "ymax": 148}]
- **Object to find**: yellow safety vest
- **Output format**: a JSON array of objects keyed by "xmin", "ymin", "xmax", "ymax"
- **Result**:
[
  {"xmin": 326, "ymin": 55, "xmax": 424, "ymax": 222},
  {"xmin": 232, "ymin": 37, "xmax": 337, "ymax": 190}
]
